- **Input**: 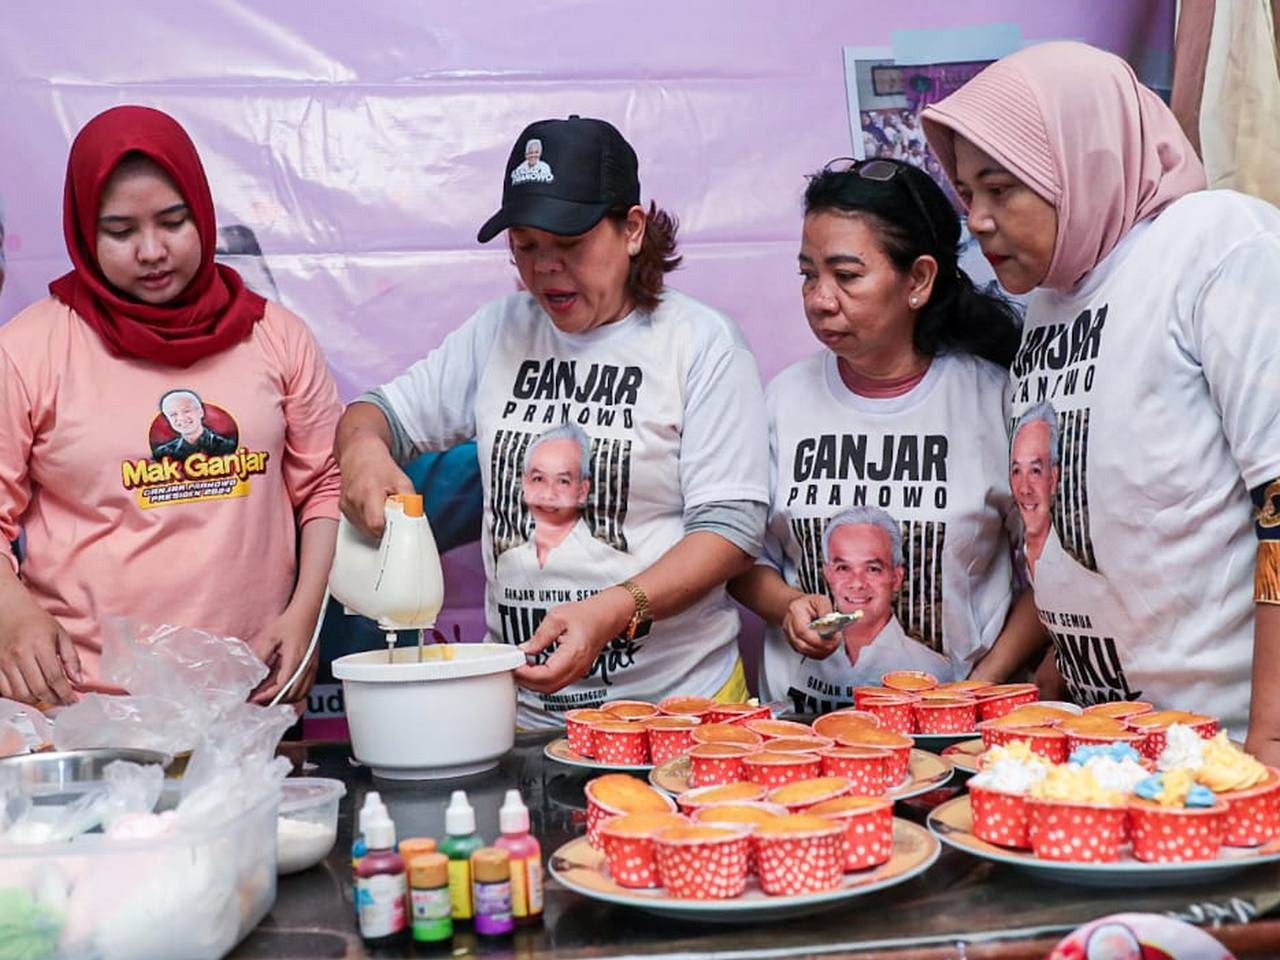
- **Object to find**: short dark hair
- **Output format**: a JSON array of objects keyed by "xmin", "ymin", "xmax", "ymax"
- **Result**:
[
  {"xmin": 803, "ymin": 162, "xmax": 1021, "ymax": 367},
  {"xmin": 605, "ymin": 202, "xmax": 681, "ymax": 313}
]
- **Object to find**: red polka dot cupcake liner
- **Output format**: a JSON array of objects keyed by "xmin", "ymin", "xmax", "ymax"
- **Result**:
[
  {"xmin": 706, "ymin": 703, "xmax": 773, "ymax": 726},
  {"xmin": 969, "ymin": 784, "xmax": 1033, "ymax": 849},
  {"xmin": 741, "ymin": 754, "xmax": 823, "ymax": 789},
  {"xmin": 1132, "ymin": 718, "xmax": 1218, "ymax": 762},
  {"xmin": 691, "ymin": 802, "xmax": 787, "ymax": 875},
  {"xmin": 585, "ymin": 784, "xmax": 677, "ymax": 850},
  {"xmin": 688, "ymin": 745, "xmax": 757, "ymax": 788},
  {"xmin": 598, "ymin": 816, "xmax": 689, "ymax": 888},
  {"xmin": 817, "ymin": 747, "xmax": 890, "ymax": 796},
  {"xmin": 1026, "ymin": 798, "xmax": 1127, "ymax": 863},
  {"xmin": 818, "ymin": 800, "xmax": 893, "ymax": 871},
  {"xmin": 976, "ymin": 686, "xmax": 1039, "ymax": 722},
  {"xmin": 592, "ymin": 725, "xmax": 651, "ymax": 766},
  {"xmin": 861, "ymin": 698, "xmax": 918, "ymax": 735},
  {"xmin": 1219, "ymin": 769, "xmax": 1280, "ymax": 847},
  {"xmin": 653, "ymin": 827, "xmax": 751, "ymax": 899},
  {"xmin": 645, "ymin": 719, "xmax": 700, "ymax": 767},
  {"xmin": 835, "ymin": 737, "xmax": 911, "ymax": 786},
  {"xmin": 753, "ymin": 823, "xmax": 847, "ymax": 895},
  {"xmin": 912, "ymin": 698, "xmax": 978, "ymax": 734},
  {"xmin": 1128, "ymin": 800, "xmax": 1227, "ymax": 863},
  {"xmin": 1064, "ymin": 730, "xmax": 1145, "ymax": 757},
  {"xmin": 565, "ymin": 709, "xmax": 611, "ymax": 757}
]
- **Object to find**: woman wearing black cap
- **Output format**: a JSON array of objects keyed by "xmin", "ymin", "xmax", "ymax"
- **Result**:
[
  {"xmin": 730, "ymin": 158, "xmax": 1045, "ymax": 713},
  {"xmin": 336, "ymin": 116, "xmax": 769, "ymax": 728}
]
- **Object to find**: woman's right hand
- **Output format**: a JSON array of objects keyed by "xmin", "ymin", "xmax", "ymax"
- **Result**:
[
  {"xmin": 337, "ymin": 440, "xmax": 415, "ymax": 539},
  {"xmin": 0, "ymin": 596, "xmax": 81, "ymax": 706},
  {"xmin": 782, "ymin": 593, "xmax": 841, "ymax": 660}
]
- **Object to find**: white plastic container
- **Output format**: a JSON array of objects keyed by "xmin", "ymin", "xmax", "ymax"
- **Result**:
[
  {"xmin": 277, "ymin": 777, "xmax": 346, "ymax": 874},
  {"xmin": 0, "ymin": 781, "xmax": 277, "ymax": 960},
  {"xmin": 332, "ymin": 644, "xmax": 526, "ymax": 779}
]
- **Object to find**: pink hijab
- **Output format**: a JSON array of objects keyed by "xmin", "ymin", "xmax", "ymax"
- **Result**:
[{"xmin": 921, "ymin": 41, "xmax": 1206, "ymax": 292}]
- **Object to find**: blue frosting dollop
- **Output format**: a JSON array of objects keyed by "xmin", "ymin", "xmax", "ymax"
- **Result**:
[
  {"xmin": 1068, "ymin": 742, "xmax": 1142, "ymax": 766},
  {"xmin": 1134, "ymin": 774, "xmax": 1217, "ymax": 808}
]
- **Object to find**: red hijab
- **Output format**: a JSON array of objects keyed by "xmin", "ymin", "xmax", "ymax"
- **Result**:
[{"xmin": 48, "ymin": 105, "xmax": 265, "ymax": 367}]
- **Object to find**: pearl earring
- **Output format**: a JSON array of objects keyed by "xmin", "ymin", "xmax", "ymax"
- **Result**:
[{"xmin": 910, "ymin": 297, "xmax": 918, "ymax": 307}]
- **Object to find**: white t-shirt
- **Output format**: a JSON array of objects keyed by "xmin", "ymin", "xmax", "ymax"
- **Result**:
[
  {"xmin": 380, "ymin": 289, "xmax": 769, "ymax": 727},
  {"xmin": 1009, "ymin": 190, "xmax": 1280, "ymax": 736},
  {"xmin": 757, "ymin": 351, "xmax": 1018, "ymax": 711},
  {"xmin": 788, "ymin": 615, "xmax": 952, "ymax": 713}
]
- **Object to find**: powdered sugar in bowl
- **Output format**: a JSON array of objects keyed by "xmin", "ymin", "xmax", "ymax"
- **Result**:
[{"xmin": 278, "ymin": 777, "xmax": 346, "ymax": 874}]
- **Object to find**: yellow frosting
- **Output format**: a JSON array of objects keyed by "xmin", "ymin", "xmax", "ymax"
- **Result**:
[
  {"xmin": 1152, "ymin": 768, "xmax": 1196, "ymax": 807},
  {"xmin": 980, "ymin": 740, "xmax": 1037, "ymax": 768},
  {"xmin": 1030, "ymin": 765, "xmax": 1124, "ymax": 805},
  {"xmin": 1197, "ymin": 733, "xmax": 1268, "ymax": 792}
]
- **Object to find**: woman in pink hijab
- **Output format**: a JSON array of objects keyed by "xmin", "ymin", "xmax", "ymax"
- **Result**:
[{"xmin": 923, "ymin": 41, "xmax": 1280, "ymax": 765}]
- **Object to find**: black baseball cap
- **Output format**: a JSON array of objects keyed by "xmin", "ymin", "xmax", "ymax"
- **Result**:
[{"xmin": 476, "ymin": 115, "xmax": 640, "ymax": 243}]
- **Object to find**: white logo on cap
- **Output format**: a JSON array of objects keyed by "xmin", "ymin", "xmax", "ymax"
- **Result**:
[{"xmin": 510, "ymin": 138, "xmax": 555, "ymax": 185}]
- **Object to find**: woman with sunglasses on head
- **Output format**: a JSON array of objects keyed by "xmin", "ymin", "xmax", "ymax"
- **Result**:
[
  {"xmin": 336, "ymin": 116, "xmax": 769, "ymax": 729},
  {"xmin": 0, "ymin": 106, "xmax": 342, "ymax": 707},
  {"xmin": 921, "ymin": 42, "xmax": 1280, "ymax": 760},
  {"xmin": 731, "ymin": 157, "xmax": 1044, "ymax": 714}
]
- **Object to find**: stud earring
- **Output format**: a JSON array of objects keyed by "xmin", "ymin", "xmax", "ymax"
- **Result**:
[{"xmin": 910, "ymin": 296, "xmax": 919, "ymax": 307}]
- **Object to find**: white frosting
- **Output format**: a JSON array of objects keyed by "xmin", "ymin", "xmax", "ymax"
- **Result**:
[
  {"xmin": 1157, "ymin": 723, "xmax": 1207, "ymax": 773},
  {"xmin": 1082, "ymin": 757, "xmax": 1149, "ymax": 796},
  {"xmin": 970, "ymin": 757, "xmax": 1049, "ymax": 795}
]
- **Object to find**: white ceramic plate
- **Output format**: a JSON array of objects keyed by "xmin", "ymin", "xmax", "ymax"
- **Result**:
[
  {"xmin": 928, "ymin": 795, "xmax": 1280, "ymax": 887},
  {"xmin": 648, "ymin": 748, "xmax": 952, "ymax": 802},
  {"xmin": 549, "ymin": 818, "xmax": 939, "ymax": 921},
  {"xmin": 544, "ymin": 737, "xmax": 653, "ymax": 773}
]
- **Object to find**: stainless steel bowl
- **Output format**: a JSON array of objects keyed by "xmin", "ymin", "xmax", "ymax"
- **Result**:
[{"xmin": 0, "ymin": 748, "xmax": 171, "ymax": 792}]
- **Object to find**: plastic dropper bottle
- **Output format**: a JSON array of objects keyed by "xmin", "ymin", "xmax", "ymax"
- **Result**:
[
  {"xmin": 351, "ymin": 792, "xmax": 387, "ymax": 918},
  {"xmin": 356, "ymin": 815, "xmax": 407, "ymax": 946},
  {"xmin": 439, "ymin": 790, "xmax": 484, "ymax": 923},
  {"xmin": 494, "ymin": 789, "xmax": 542, "ymax": 924}
]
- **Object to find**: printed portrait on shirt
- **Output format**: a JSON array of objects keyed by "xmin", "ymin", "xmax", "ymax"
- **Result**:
[{"xmin": 150, "ymin": 389, "xmax": 239, "ymax": 460}]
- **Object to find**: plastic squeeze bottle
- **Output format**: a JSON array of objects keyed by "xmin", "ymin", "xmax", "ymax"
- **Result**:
[
  {"xmin": 494, "ymin": 789, "xmax": 543, "ymax": 923},
  {"xmin": 409, "ymin": 852, "xmax": 453, "ymax": 944},
  {"xmin": 351, "ymin": 792, "xmax": 387, "ymax": 918},
  {"xmin": 439, "ymin": 790, "xmax": 483, "ymax": 922},
  {"xmin": 356, "ymin": 815, "xmax": 407, "ymax": 946}
]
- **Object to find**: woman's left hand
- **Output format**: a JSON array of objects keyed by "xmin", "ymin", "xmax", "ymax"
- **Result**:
[
  {"xmin": 515, "ymin": 588, "xmax": 633, "ymax": 694},
  {"xmin": 250, "ymin": 607, "xmax": 321, "ymax": 705}
]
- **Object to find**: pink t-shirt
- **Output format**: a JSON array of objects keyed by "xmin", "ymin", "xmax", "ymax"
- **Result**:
[{"xmin": 0, "ymin": 297, "xmax": 341, "ymax": 683}]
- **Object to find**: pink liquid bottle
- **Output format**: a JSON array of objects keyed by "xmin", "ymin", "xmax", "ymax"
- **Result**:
[
  {"xmin": 494, "ymin": 789, "xmax": 543, "ymax": 924},
  {"xmin": 356, "ymin": 815, "xmax": 407, "ymax": 947}
]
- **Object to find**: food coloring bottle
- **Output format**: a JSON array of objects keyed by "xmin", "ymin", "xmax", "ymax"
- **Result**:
[
  {"xmin": 356, "ymin": 815, "xmax": 407, "ymax": 946},
  {"xmin": 409, "ymin": 852, "xmax": 453, "ymax": 943},
  {"xmin": 494, "ymin": 789, "xmax": 542, "ymax": 924},
  {"xmin": 439, "ymin": 790, "xmax": 483, "ymax": 922},
  {"xmin": 470, "ymin": 847, "xmax": 514, "ymax": 937}
]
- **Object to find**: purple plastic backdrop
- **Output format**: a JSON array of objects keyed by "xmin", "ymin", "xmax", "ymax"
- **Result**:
[{"xmin": 0, "ymin": 1, "xmax": 1174, "ymax": 680}]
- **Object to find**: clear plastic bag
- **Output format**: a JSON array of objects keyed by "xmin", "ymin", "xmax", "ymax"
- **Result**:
[
  {"xmin": 51, "ymin": 694, "xmax": 193, "ymax": 755},
  {"xmin": 0, "ymin": 699, "xmax": 54, "ymax": 757}
]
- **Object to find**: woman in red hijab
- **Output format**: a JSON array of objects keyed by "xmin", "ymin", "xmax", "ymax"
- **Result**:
[
  {"xmin": 922, "ymin": 41, "xmax": 1280, "ymax": 764},
  {"xmin": 0, "ymin": 105, "xmax": 341, "ymax": 706}
]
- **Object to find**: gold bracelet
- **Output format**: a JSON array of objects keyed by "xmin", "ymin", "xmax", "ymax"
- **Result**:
[
  {"xmin": 618, "ymin": 579, "xmax": 651, "ymax": 640},
  {"xmin": 1257, "ymin": 541, "xmax": 1280, "ymax": 605}
]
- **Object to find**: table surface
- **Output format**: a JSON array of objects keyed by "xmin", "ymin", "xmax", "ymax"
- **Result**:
[{"xmin": 230, "ymin": 732, "xmax": 1280, "ymax": 960}]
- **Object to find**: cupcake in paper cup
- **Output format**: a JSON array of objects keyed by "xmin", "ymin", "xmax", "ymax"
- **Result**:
[
  {"xmin": 978, "ymin": 721, "xmax": 1067, "ymax": 763},
  {"xmin": 601, "ymin": 699, "xmax": 660, "ymax": 721},
  {"xmin": 968, "ymin": 741, "xmax": 1050, "ymax": 848},
  {"xmin": 707, "ymin": 702, "xmax": 772, "ymax": 725},
  {"xmin": 817, "ymin": 746, "xmax": 890, "ymax": 796},
  {"xmin": 858, "ymin": 694, "xmax": 919, "ymax": 735},
  {"xmin": 744, "ymin": 718, "xmax": 813, "ymax": 741},
  {"xmin": 691, "ymin": 722, "xmax": 765, "ymax": 749},
  {"xmin": 657, "ymin": 695, "xmax": 716, "ymax": 721},
  {"xmin": 807, "ymin": 795, "xmax": 894, "ymax": 871},
  {"xmin": 598, "ymin": 811, "xmax": 690, "ymax": 888},
  {"xmin": 753, "ymin": 814, "xmax": 846, "ymax": 895},
  {"xmin": 761, "ymin": 735, "xmax": 834, "ymax": 755},
  {"xmin": 835, "ymin": 726, "xmax": 913, "ymax": 785},
  {"xmin": 676, "ymin": 780, "xmax": 767, "ymax": 814},
  {"xmin": 591, "ymin": 720, "xmax": 651, "ymax": 766},
  {"xmin": 912, "ymin": 695, "xmax": 978, "ymax": 735},
  {"xmin": 881, "ymin": 670, "xmax": 938, "ymax": 694},
  {"xmin": 653, "ymin": 824, "xmax": 752, "ymax": 899},
  {"xmin": 1083, "ymin": 700, "xmax": 1154, "ymax": 721},
  {"xmin": 688, "ymin": 742, "xmax": 758, "ymax": 788},
  {"xmin": 692, "ymin": 801, "xmax": 786, "ymax": 876},
  {"xmin": 767, "ymin": 776, "xmax": 852, "ymax": 813},
  {"xmin": 997, "ymin": 704, "xmax": 1079, "ymax": 727},
  {"xmin": 1128, "ymin": 770, "xmax": 1226, "ymax": 863},
  {"xmin": 1193, "ymin": 733, "xmax": 1280, "ymax": 846},
  {"xmin": 975, "ymin": 683, "xmax": 1039, "ymax": 721},
  {"xmin": 1059, "ymin": 714, "xmax": 1145, "ymax": 755},
  {"xmin": 585, "ymin": 774, "xmax": 678, "ymax": 849},
  {"xmin": 1026, "ymin": 766, "xmax": 1128, "ymax": 862},
  {"xmin": 1069, "ymin": 743, "xmax": 1150, "ymax": 804},
  {"xmin": 644, "ymin": 715, "xmax": 701, "ymax": 766},
  {"xmin": 742, "ymin": 751, "xmax": 822, "ymax": 789},
  {"xmin": 935, "ymin": 679, "xmax": 994, "ymax": 696},
  {"xmin": 812, "ymin": 709, "xmax": 880, "ymax": 741},
  {"xmin": 1128, "ymin": 710, "xmax": 1217, "ymax": 761},
  {"xmin": 565, "ymin": 708, "xmax": 615, "ymax": 757}
]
